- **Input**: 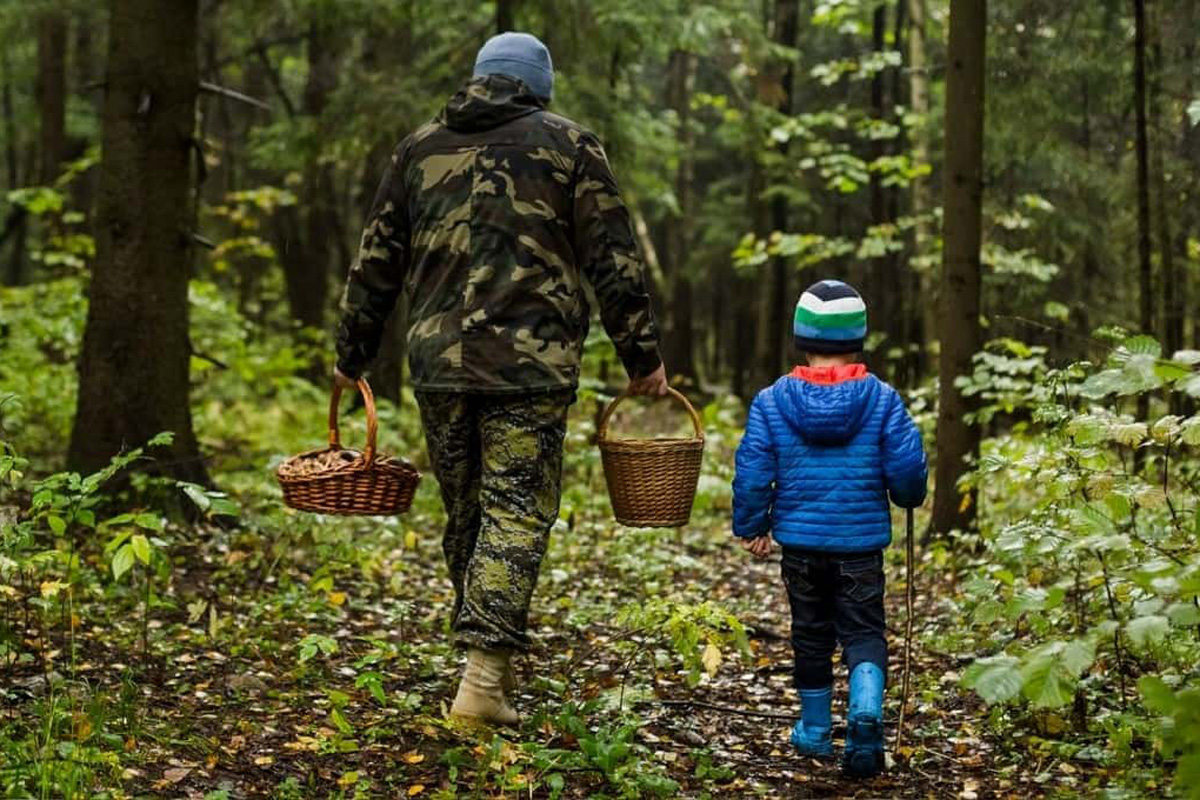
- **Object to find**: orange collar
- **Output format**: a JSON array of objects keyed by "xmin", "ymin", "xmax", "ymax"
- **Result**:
[{"xmin": 790, "ymin": 363, "xmax": 869, "ymax": 385}]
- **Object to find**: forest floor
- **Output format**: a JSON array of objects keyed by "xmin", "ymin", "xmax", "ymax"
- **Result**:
[
  {"xmin": 5, "ymin": 514, "xmax": 1110, "ymax": 799},
  {"xmin": 3, "ymin": 399, "xmax": 1122, "ymax": 799}
]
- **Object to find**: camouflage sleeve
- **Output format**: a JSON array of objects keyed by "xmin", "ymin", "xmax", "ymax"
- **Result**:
[
  {"xmin": 571, "ymin": 133, "xmax": 663, "ymax": 379},
  {"xmin": 335, "ymin": 149, "xmax": 409, "ymax": 379}
]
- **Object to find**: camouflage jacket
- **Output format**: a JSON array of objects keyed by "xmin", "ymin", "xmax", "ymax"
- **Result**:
[{"xmin": 335, "ymin": 75, "xmax": 662, "ymax": 393}]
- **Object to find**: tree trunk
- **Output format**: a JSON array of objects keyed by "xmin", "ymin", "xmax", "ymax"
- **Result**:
[
  {"xmin": 1150, "ymin": 2, "xmax": 1181, "ymax": 366},
  {"xmin": 1133, "ymin": 0, "xmax": 1153, "ymax": 339},
  {"xmin": 664, "ymin": 49, "xmax": 697, "ymax": 383},
  {"xmin": 68, "ymin": 0, "xmax": 208, "ymax": 484},
  {"xmin": 768, "ymin": 0, "xmax": 799, "ymax": 379},
  {"xmin": 497, "ymin": 0, "xmax": 516, "ymax": 33},
  {"xmin": 908, "ymin": 0, "xmax": 935, "ymax": 377},
  {"xmin": 931, "ymin": 0, "xmax": 986, "ymax": 536},
  {"xmin": 279, "ymin": 22, "xmax": 342, "ymax": 335},
  {"xmin": 1, "ymin": 46, "xmax": 27, "ymax": 286},
  {"xmin": 36, "ymin": 11, "xmax": 68, "ymax": 185},
  {"xmin": 1179, "ymin": 1, "xmax": 1197, "ymax": 355}
]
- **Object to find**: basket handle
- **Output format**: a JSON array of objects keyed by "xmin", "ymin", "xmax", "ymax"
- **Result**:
[
  {"xmin": 597, "ymin": 386, "xmax": 704, "ymax": 444},
  {"xmin": 329, "ymin": 377, "xmax": 378, "ymax": 463}
]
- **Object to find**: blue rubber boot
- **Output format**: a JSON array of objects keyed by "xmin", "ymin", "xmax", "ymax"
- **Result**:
[
  {"xmin": 843, "ymin": 663, "xmax": 885, "ymax": 778},
  {"xmin": 789, "ymin": 686, "xmax": 833, "ymax": 757}
]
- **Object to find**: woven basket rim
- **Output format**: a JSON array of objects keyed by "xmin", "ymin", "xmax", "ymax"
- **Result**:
[{"xmin": 599, "ymin": 436, "xmax": 705, "ymax": 449}]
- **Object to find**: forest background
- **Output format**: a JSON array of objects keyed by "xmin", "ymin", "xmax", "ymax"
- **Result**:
[{"xmin": 2, "ymin": 0, "xmax": 1200, "ymax": 798}]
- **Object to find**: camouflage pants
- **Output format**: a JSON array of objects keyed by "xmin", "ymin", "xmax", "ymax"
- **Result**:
[{"xmin": 416, "ymin": 390, "xmax": 572, "ymax": 652}]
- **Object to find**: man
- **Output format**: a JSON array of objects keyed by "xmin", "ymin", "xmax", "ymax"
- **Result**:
[{"xmin": 333, "ymin": 32, "xmax": 667, "ymax": 726}]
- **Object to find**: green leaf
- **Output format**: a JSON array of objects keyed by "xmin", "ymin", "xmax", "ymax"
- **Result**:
[
  {"xmin": 963, "ymin": 655, "xmax": 1022, "ymax": 704},
  {"xmin": 112, "ymin": 544, "xmax": 135, "ymax": 581},
  {"xmin": 1020, "ymin": 643, "xmax": 1076, "ymax": 709},
  {"xmin": 146, "ymin": 432, "xmax": 175, "ymax": 448},
  {"xmin": 1139, "ymin": 675, "xmax": 1176, "ymax": 714},
  {"xmin": 135, "ymin": 513, "xmax": 163, "ymax": 532},
  {"xmin": 47, "ymin": 516, "xmax": 66, "ymax": 535},
  {"xmin": 330, "ymin": 708, "xmax": 353, "ymax": 734},
  {"xmin": 180, "ymin": 483, "xmax": 211, "ymax": 512},
  {"xmin": 131, "ymin": 534, "xmax": 151, "ymax": 566},
  {"xmin": 1123, "ymin": 335, "xmax": 1163, "ymax": 359},
  {"xmin": 1126, "ymin": 615, "xmax": 1169, "ymax": 647}
]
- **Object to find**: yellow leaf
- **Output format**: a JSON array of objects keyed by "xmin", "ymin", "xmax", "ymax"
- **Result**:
[
  {"xmin": 701, "ymin": 643, "xmax": 722, "ymax": 676},
  {"xmin": 328, "ymin": 591, "xmax": 347, "ymax": 607},
  {"xmin": 0, "ymin": 584, "xmax": 17, "ymax": 597},
  {"xmin": 405, "ymin": 530, "xmax": 418, "ymax": 549},
  {"xmin": 40, "ymin": 580, "xmax": 66, "ymax": 598},
  {"xmin": 408, "ymin": 785, "xmax": 425, "ymax": 796},
  {"xmin": 254, "ymin": 756, "xmax": 274, "ymax": 766},
  {"xmin": 403, "ymin": 750, "xmax": 425, "ymax": 764},
  {"xmin": 337, "ymin": 771, "xmax": 359, "ymax": 787},
  {"xmin": 958, "ymin": 492, "xmax": 973, "ymax": 514}
]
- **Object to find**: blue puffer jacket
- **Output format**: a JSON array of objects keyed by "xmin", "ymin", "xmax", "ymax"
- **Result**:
[{"xmin": 732, "ymin": 366, "xmax": 927, "ymax": 551}]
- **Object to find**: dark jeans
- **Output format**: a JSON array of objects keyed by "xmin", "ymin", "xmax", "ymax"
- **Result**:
[{"xmin": 781, "ymin": 548, "xmax": 887, "ymax": 690}]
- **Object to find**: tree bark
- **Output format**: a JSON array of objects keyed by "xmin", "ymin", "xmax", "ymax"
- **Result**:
[
  {"xmin": 278, "ymin": 22, "xmax": 342, "ymax": 336},
  {"xmin": 768, "ymin": 0, "xmax": 799, "ymax": 379},
  {"xmin": 68, "ymin": 0, "xmax": 208, "ymax": 484},
  {"xmin": 1149, "ymin": 2, "xmax": 1181, "ymax": 365},
  {"xmin": 664, "ymin": 49, "xmax": 697, "ymax": 383},
  {"xmin": 497, "ymin": 0, "xmax": 517, "ymax": 33},
  {"xmin": 931, "ymin": 0, "xmax": 986, "ymax": 536},
  {"xmin": 908, "ymin": 0, "xmax": 935, "ymax": 377},
  {"xmin": 1133, "ymin": 0, "xmax": 1153, "ymax": 340},
  {"xmin": 36, "ymin": 11, "xmax": 68, "ymax": 185}
]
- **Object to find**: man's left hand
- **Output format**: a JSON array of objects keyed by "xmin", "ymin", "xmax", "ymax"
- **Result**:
[{"xmin": 627, "ymin": 364, "xmax": 669, "ymax": 397}]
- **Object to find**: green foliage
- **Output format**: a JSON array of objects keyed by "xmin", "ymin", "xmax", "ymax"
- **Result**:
[{"xmin": 958, "ymin": 335, "xmax": 1200, "ymax": 795}]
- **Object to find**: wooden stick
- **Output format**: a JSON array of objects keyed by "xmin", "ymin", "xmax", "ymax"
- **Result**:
[{"xmin": 894, "ymin": 507, "xmax": 916, "ymax": 752}]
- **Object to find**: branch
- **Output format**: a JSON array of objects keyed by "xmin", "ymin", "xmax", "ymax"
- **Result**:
[{"xmin": 199, "ymin": 81, "xmax": 271, "ymax": 112}]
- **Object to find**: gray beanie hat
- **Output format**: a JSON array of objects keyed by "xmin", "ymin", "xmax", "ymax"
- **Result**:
[{"xmin": 473, "ymin": 32, "xmax": 554, "ymax": 101}]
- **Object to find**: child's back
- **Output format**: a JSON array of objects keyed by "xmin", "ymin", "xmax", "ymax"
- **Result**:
[
  {"xmin": 733, "ymin": 363, "xmax": 926, "ymax": 550},
  {"xmin": 731, "ymin": 279, "xmax": 927, "ymax": 780}
]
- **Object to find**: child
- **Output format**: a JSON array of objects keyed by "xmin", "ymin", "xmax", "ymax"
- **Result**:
[{"xmin": 732, "ymin": 279, "xmax": 927, "ymax": 779}]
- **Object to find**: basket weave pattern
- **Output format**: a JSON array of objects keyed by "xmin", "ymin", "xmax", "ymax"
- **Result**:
[
  {"xmin": 598, "ymin": 388, "xmax": 705, "ymax": 528},
  {"xmin": 276, "ymin": 379, "xmax": 420, "ymax": 516}
]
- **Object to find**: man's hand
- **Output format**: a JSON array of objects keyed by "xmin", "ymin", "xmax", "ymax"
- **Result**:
[
  {"xmin": 627, "ymin": 364, "xmax": 669, "ymax": 397},
  {"xmin": 739, "ymin": 535, "xmax": 773, "ymax": 559},
  {"xmin": 334, "ymin": 367, "xmax": 358, "ymax": 390}
]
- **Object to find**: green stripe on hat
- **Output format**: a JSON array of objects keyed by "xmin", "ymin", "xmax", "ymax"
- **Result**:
[{"xmin": 794, "ymin": 305, "xmax": 868, "ymax": 330}]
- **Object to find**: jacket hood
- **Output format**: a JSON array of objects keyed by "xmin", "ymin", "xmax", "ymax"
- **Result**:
[
  {"xmin": 770, "ymin": 370, "xmax": 881, "ymax": 446},
  {"xmin": 443, "ymin": 75, "xmax": 545, "ymax": 133}
]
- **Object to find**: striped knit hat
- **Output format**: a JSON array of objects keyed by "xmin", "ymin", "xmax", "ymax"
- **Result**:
[{"xmin": 793, "ymin": 279, "xmax": 867, "ymax": 354}]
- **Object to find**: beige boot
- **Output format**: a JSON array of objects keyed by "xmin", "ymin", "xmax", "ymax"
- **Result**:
[
  {"xmin": 502, "ymin": 660, "xmax": 518, "ymax": 696},
  {"xmin": 450, "ymin": 648, "xmax": 519, "ymax": 726}
]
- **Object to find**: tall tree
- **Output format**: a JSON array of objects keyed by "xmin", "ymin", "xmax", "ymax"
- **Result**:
[
  {"xmin": 907, "ymin": 0, "xmax": 934, "ymax": 377},
  {"xmin": 1132, "ymin": 0, "xmax": 1152, "ymax": 341},
  {"xmin": 35, "ymin": 10, "xmax": 68, "ymax": 184},
  {"xmin": 278, "ymin": 20, "xmax": 343, "ymax": 335},
  {"xmin": 768, "ymin": 0, "xmax": 799, "ymax": 379},
  {"xmin": 931, "ymin": 0, "xmax": 986, "ymax": 535},
  {"xmin": 68, "ymin": 0, "xmax": 208, "ymax": 483},
  {"xmin": 663, "ymin": 48, "xmax": 697, "ymax": 382}
]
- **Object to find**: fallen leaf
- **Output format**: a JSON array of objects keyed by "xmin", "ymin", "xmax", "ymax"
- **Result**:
[
  {"xmin": 408, "ymin": 785, "xmax": 425, "ymax": 796},
  {"xmin": 254, "ymin": 756, "xmax": 274, "ymax": 766},
  {"xmin": 403, "ymin": 750, "xmax": 425, "ymax": 764}
]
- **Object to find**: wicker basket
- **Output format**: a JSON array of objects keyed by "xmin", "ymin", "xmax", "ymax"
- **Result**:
[
  {"xmin": 276, "ymin": 378, "xmax": 420, "ymax": 516},
  {"xmin": 598, "ymin": 387, "xmax": 705, "ymax": 528}
]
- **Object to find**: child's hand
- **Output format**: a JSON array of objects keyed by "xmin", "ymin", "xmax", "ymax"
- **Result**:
[{"xmin": 739, "ymin": 535, "xmax": 773, "ymax": 559}]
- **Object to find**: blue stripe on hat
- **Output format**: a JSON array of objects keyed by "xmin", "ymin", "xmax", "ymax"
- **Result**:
[{"xmin": 793, "ymin": 322, "xmax": 868, "ymax": 341}]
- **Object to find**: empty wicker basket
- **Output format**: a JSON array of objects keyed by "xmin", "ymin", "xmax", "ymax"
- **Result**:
[
  {"xmin": 276, "ymin": 378, "xmax": 420, "ymax": 516},
  {"xmin": 598, "ymin": 388, "xmax": 705, "ymax": 528}
]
